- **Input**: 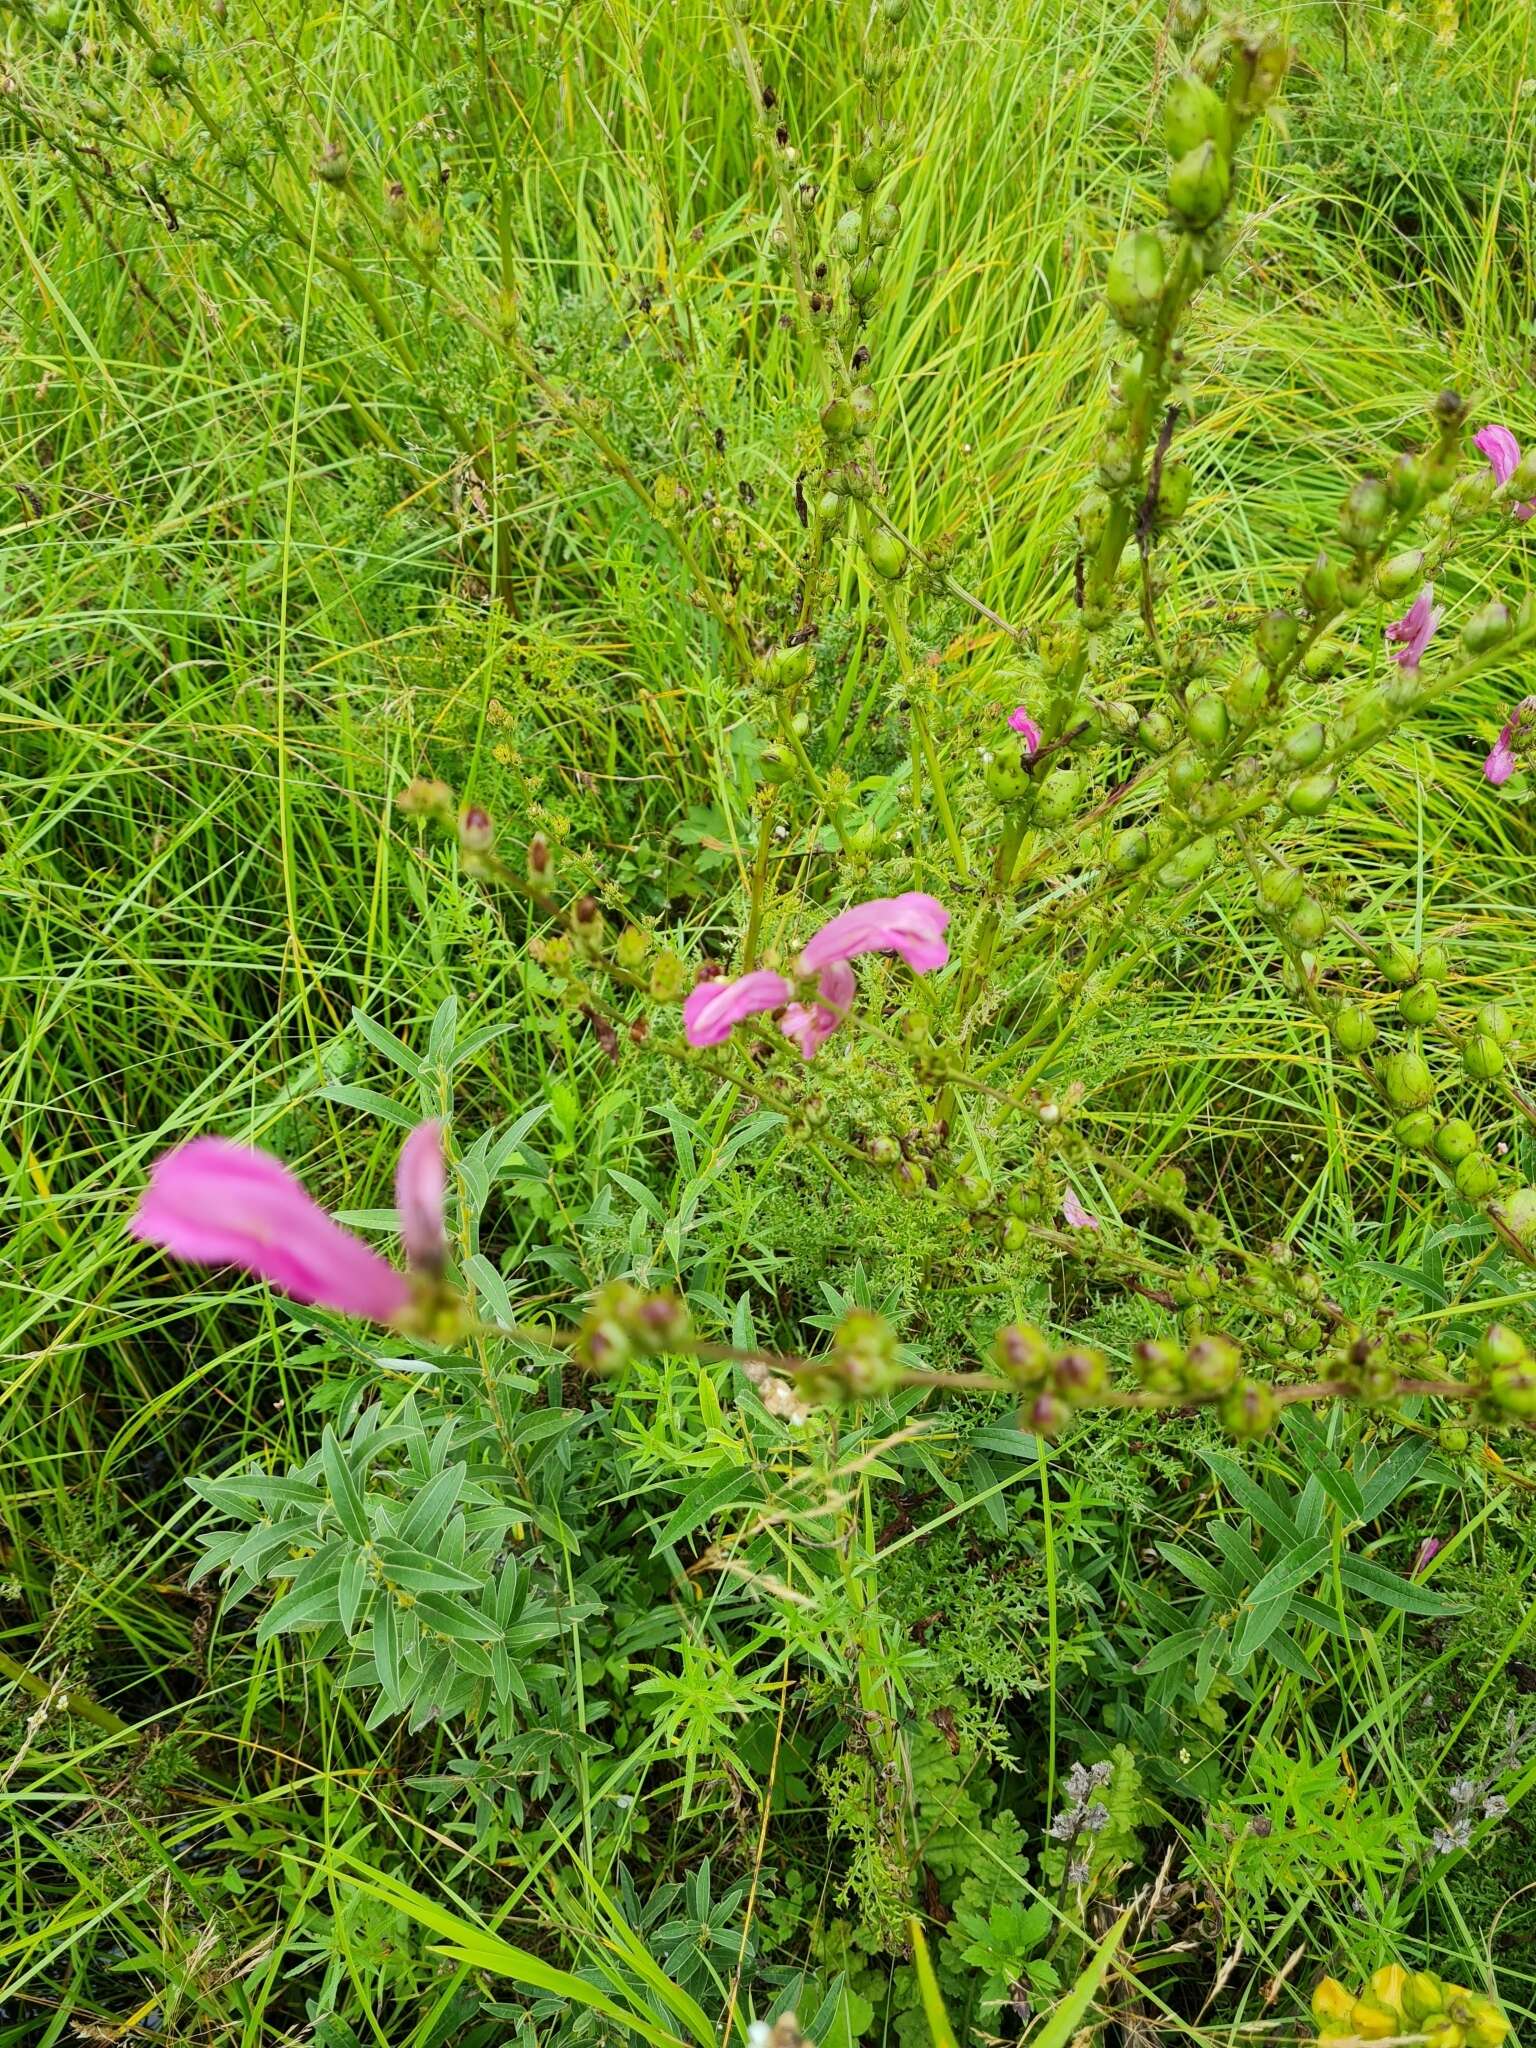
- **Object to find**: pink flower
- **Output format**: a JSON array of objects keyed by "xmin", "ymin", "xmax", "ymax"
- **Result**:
[
  {"xmin": 1386, "ymin": 584, "xmax": 1443, "ymax": 672},
  {"xmin": 682, "ymin": 969, "xmax": 792, "ymax": 1048},
  {"xmin": 799, "ymin": 892, "xmax": 951, "ymax": 977},
  {"xmin": 1413, "ymin": 1535, "xmax": 1445, "ymax": 1578},
  {"xmin": 1474, "ymin": 424, "xmax": 1536, "ymax": 521},
  {"xmin": 1474, "ymin": 421, "xmax": 1531, "ymax": 520},
  {"xmin": 1007, "ymin": 707, "xmax": 1043, "ymax": 756},
  {"xmin": 1485, "ymin": 695, "xmax": 1536, "ymax": 785},
  {"xmin": 1061, "ymin": 1188, "xmax": 1100, "ymax": 1230},
  {"xmin": 780, "ymin": 961, "xmax": 856, "ymax": 1059},
  {"xmin": 395, "ymin": 1119, "xmax": 447, "ymax": 1270},
  {"xmin": 130, "ymin": 1135, "xmax": 417, "ymax": 1321}
]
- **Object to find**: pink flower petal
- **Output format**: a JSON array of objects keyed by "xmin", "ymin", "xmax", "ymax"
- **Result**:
[
  {"xmin": 682, "ymin": 969, "xmax": 792, "ymax": 1048},
  {"xmin": 395, "ymin": 1120, "xmax": 447, "ymax": 1269},
  {"xmin": 1385, "ymin": 584, "xmax": 1442, "ymax": 672},
  {"xmin": 1061, "ymin": 1188, "xmax": 1100, "ymax": 1230},
  {"xmin": 130, "ymin": 1137, "xmax": 411, "ymax": 1321},
  {"xmin": 779, "ymin": 961, "xmax": 857, "ymax": 1059},
  {"xmin": 1475, "ymin": 424, "xmax": 1521, "ymax": 488},
  {"xmin": 1007, "ymin": 708, "xmax": 1043, "ymax": 755},
  {"xmin": 799, "ymin": 893, "xmax": 951, "ymax": 976},
  {"xmin": 1485, "ymin": 741, "xmax": 1517, "ymax": 786}
]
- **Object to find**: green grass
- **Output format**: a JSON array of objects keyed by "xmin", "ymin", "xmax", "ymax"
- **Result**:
[{"xmin": 4, "ymin": 0, "xmax": 1536, "ymax": 2041}]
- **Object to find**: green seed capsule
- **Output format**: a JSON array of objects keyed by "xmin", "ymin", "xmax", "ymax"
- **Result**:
[
  {"xmin": 817, "ymin": 489, "xmax": 844, "ymax": 523},
  {"xmin": 1333, "ymin": 1005, "xmax": 1376, "ymax": 1054},
  {"xmin": 1478, "ymin": 1322, "xmax": 1531, "ymax": 1372},
  {"xmin": 1288, "ymin": 896, "xmax": 1327, "ymax": 944},
  {"xmin": 1419, "ymin": 943, "xmax": 1450, "ymax": 982},
  {"xmin": 1476, "ymin": 1002, "xmax": 1513, "ymax": 1045},
  {"xmin": 147, "ymin": 48, "xmax": 184, "ymax": 81},
  {"xmin": 851, "ymin": 149, "xmax": 884, "ymax": 192},
  {"xmin": 1490, "ymin": 1364, "xmax": 1536, "ymax": 1415},
  {"xmin": 1464, "ymin": 601, "xmax": 1512, "ymax": 655},
  {"xmin": 833, "ymin": 209, "xmax": 863, "ymax": 256},
  {"xmin": 1220, "ymin": 1379, "xmax": 1277, "ymax": 1439},
  {"xmin": 1438, "ymin": 1423, "xmax": 1470, "ymax": 1454},
  {"xmin": 1156, "ymin": 835, "xmax": 1217, "ymax": 888},
  {"xmin": 868, "ymin": 200, "xmax": 901, "ymax": 244},
  {"xmin": 1187, "ymin": 694, "xmax": 1229, "ymax": 752},
  {"xmin": 1105, "ymin": 228, "xmax": 1168, "ymax": 331},
  {"xmin": 1398, "ymin": 981, "xmax": 1439, "ymax": 1026},
  {"xmin": 1154, "ymin": 460, "xmax": 1191, "ymax": 526},
  {"xmin": 1394, "ymin": 1110, "xmax": 1437, "ymax": 1149},
  {"xmin": 1109, "ymin": 826, "xmax": 1151, "ymax": 872},
  {"xmin": 1462, "ymin": 1032, "xmax": 1505, "ymax": 1079},
  {"xmin": 863, "ymin": 529, "xmax": 906, "ymax": 579},
  {"xmin": 1375, "ymin": 549, "xmax": 1426, "ymax": 600},
  {"xmin": 1378, "ymin": 943, "xmax": 1419, "ymax": 987},
  {"xmin": 1225, "ymin": 659, "xmax": 1270, "ymax": 721},
  {"xmin": 1386, "ymin": 453, "xmax": 1428, "ymax": 514},
  {"xmin": 821, "ymin": 396, "xmax": 855, "ymax": 437},
  {"xmin": 1255, "ymin": 608, "xmax": 1300, "ymax": 671},
  {"xmin": 1381, "ymin": 1049, "xmax": 1434, "ymax": 1110},
  {"xmin": 1338, "ymin": 476, "xmax": 1390, "ymax": 551},
  {"xmin": 1164, "ymin": 70, "xmax": 1231, "ymax": 157},
  {"xmin": 1184, "ymin": 1333, "xmax": 1241, "ymax": 1394},
  {"xmin": 983, "ymin": 748, "xmax": 1033, "ymax": 803},
  {"xmin": 849, "ymin": 255, "xmax": 883, "ymax": 303},
  {"xmin": 1167, "ymin": 140, "xmax": 1231, "ymax": 227},
  {"xmin": 1300, "ymin": 551, "xmax": 1340, "ymax": 613},
  {"xmin": 848, "ymin": 384, "xmax": 878, "ymax": 435},
  {"xmin": 1455, "ymin": 1151, "xmax": 1501, "ymax": 1201},
  {"xmin": 1282, "ymin": 721, "xmax": 1326, "ymax": 767},
  {"xmin": 1492, "ymin": 1187, "xmax": 1536, "ymax": 1250},
  {"xmin": 1036, "ymin": 763, "xmax": 1088, "ymax": 824},
  {"xmin": 1432, "ymin": 1118, "xmax": 1478, "ymax": 1165},
  {"xmin": 1286, "ymin": 772, "xmax": 1337, "ymax": 817},
  {"xmin": 1166, "ymin": 750, "xmax": 1207, "ymax": 804},
  {"xmin": 1259, "ymin": 863, "xmax": 1304, "ymax": 911},
  {"xmin": 1138, "ymin": 709, "xmax": 1176, "ymax": 754}
]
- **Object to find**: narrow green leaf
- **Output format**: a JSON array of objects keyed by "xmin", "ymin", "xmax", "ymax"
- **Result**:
[
  {"xmin": 907, "ymin": 1919, "xmax": 958, "ymax": 2048},
  {"xmin": 321, "ymin": 1425, "xmax": 370, "ymax": 1544}
]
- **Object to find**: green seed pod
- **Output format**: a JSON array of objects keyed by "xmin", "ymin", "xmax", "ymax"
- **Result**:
[
  {"xmin": 1475, "ymin": 1002, "xmax": 1514, "ymax": 1046},
  {"xmin": 1259, "ymin": 863, "xmax": 1304, "ymax": 911},
  {"xmin": 1493, "ymin": 1187, "xmax": 1536, "ymax": 1250},
  {"xmin": 848, "ymin": 384, "xmax": 879, "ymax": 436},
  {"xmin": 1378, "ymin": 942, "xmax": 1419, "ymax": 987},
  {"xmin": 1381, "ymin": 1049, "xmax": 1434, "ymax": 1110},
  {"xmin": 1154, "ymin": 459, "xmax": 1191, "ymax": 526},
  {"xmin": 1300, "ymin": 551, "xmax": 1340, "ymax": 614},
  {"xmin": 1167, "ymin": 140, "xmax": 1231, "ymax": 228},
  {"xmin": 820, "ymin": 395, "xmax": 854, "ymax": 437},
  {"xmin": 1036, "ymin": 762, "xmax": 1088, "ymax": 824},
  {"xmin": 849, "ymin": 254, "xmax": 883, "ymax": 303},
  {"xmin": 1451, "ymin": 469, "xmax": 1497, "ymax": 523},
  {"xmin": 1437, "ymin": 1423, "xmax": 1470, "ymax": 1455},
  {"xmin": 1285, "ymin": 772, "xmax": 1337, "ymax": 818},
  {"xmin": 1187, "ymin": 694, "xmax": 1229, "ymax": 752},
  {"xmin": 1464, "ymin": 601, "xmax": 1512, "ymax": 655},
  {"xmin": 1255, "ymin": 608, "xmax": 1300, "ymax": 671},
  {"xmin": 868, "ymin": 200, "xmax": 901, "ymax": 244},
  {"xmin": 1463, "ymin": 1032, "xmax": 1505, "ymax": 1080},
  {"xmin": 850, "ymin": 148, "xmax": 885, "ymax": 192},
  {"xmin": 1454, "ymin": 1151, "xmax": 1500, "ymax": 1200},
  {"xmin": 1184, "ymin": 1333, "xmax": 1241, "ymax": 1394},
  {"xmin": 1301, "ymin": 636, "xmax": 1350, "ymax": 681},
  {"xmin": 1053, "ymin": 1347, "xmax": 1109, "ymax": 1404},
  {"xmin": 1023, "ymin": 1388, "xmax": 1072, "ymax": 1439},
  {"xmin": 1386, "ymin": 452, "xmax": 1429, "ymax": 514},
  {"xmin": 1338, "ymin": 476, "xmax": 1390, "ymax": 551},
  {"xmin": 1419, "ymin": 942, "xmax": 1450, "ymax": 982},
  {"xmin": 1375, "ymin": 549, "xmax": 1426, "ymax": 600},
  {"xmin": 1432, "ymin": 1118, "xmax": 1478, "ymax": 1165},
  {"xmin": 1075, "ymin": 485, "xmax": 1112, "ymax": 551},
  {"xmin": 866, "ymin": 1134, "xmax": 901, "ymax": 1166},
  {"xmin": 1393, "ymin": 1110, "xmax": 1437, "ymax": 1149},
  {"xmin": 1138, "ymin": 708, "xmax": 1176, "ymax": 754},
  {"xmin": 759, "ymin": 742, "xmax": 795, "ymax": 785},
  {"xmin": 817, "ymin": 489, "xmax": 844, "ymax": 523},
  {"xmin": 1157, "ymin": 835, "xmax": 1217, "ymax": 888},
  {"xmin": 1282, "ymin": 721, "xmax": 1326, "ymax": 767},
  {"xmin": 1171, "ymin": 1261, "xmax": 1219, "ymax": 1305},
  {"xmin": 1333, "ymin": 1005, "xmax": 1376, "ymax": 1054},
  {"xmin": 982, "ymin": 748, "xmax": 1033, "ymax": 803},
  {"xmin": 1105, "ymin": 228, "xmax": 1168, "ymax": 331},
  {"xmin": 1288, "ymin": 896, "xmax": 1327, "ymax": 944},
  {"xmin": 1109, "ymin": 826, "xmax": 1151, "ymax": 872},
  {"xmin": 993, "ymin": 1321, "xmax": 1051, "ymax": 1387},
  {"xmin": 1166, "ymin": 750, "xmax": 1207, "ymax": 804},
  {"xmin": 863, "ymin": 529, "xmax": 906, "ymax": 579},
  {"xmin": 1489, "ymin": 1365, "xmax": 1536, "ymax": 1416},
  {"xmin": 1134, "ymin": 1337, "xmax": 1186, "ymax": 1393},
  {"xmin": 833, "ymin": 208, "xmax": 863, "ymax": 257},
  {"xmin": 41, "ymin": 1, "xmax": 70, "ymax": 34},
  {"xmin": 1477, "ymin": 1322, "xmax": 1530, "ymax": 1371},
  {"xmin": 1164, "ymin": 70, "xmax": 1231, "ymax": 157},
  {"xmin": 147, "ymin": 47, "xmax": 184, "ymax": 81},
  {"xmin": 1220, "ymin": 1379, "xmax": 1278, "ymax": 1439},
  {"xmin": 1398, "ymin": 981, "xmax": 1440, "ymax": 1026},
  {"xmin": 1224, "ymin": 659, "xmax": 1269, "ymax": 721},
  {"xmin": 840, "ymin": 461, "xmax": 873, "ymax": 501}
]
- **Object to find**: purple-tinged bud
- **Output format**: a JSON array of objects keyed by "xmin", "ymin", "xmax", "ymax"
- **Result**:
[
  {"xmin": 1133, "ymin": 1337, "xmax": 1185, "ymax": 1392},
  {"xmin": 994, "ymin": 1321, "xmax": 1050, "ymax": 1387},
  {"xmin": 1053, "ymin": 1347, "xmax": 1108, "ymax": 1404},
  {"xmin": 1024, "ymin": 1389, "xmax": 1071, "ymax": 1439},
  {"xmin": 1220, "ymin": 1379, "xmax": 1277, "ymax": 1438},
  {"xmin": 458, "ymin": 806, "xmax": 495, "ymax": 853},
  {"xmin": 527, "ymin": 832, "xmax": 552, "ymax": 883},
  {"xmin": 1185, "ymin": 1333, "xmax": 1241, "ymax": 1394},
  {"xmin": 316, "ymin": 141, "xmax": 350, "ymax": 185}
]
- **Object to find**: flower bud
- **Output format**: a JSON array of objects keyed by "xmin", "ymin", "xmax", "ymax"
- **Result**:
[
  {"xmin": 1451, "ymin": 469, "xmax": 1497, "ymax": 522},
  {"xmin": 983, "ymin": 748, "xmax": 1032, "ymax": 803},
  {"xmin": 1133, "ymin": 1337, "xmax": 1186, "ymax": 1392},
  {"xmin": 1164, "ymin": 71, "xmax": 1230, "ymax": 157},
  {"xmin": 1105, "ymin": 229, "xmax": 1167, "ymax": 330},
  {"xmin": 1386, "ymin": 452, "xmax": 1429, "ymax": 514},
  {"xmin": 1398, "ymin": 981, "xmax": 1439, "ymax": 1026},
  {"xmin": 1454, "ymin": 1151, "xmax": 1500, "ymax": 1200},
  {"xmin": 396, "ymin": 775, "xmax": 456, "ymax": 825},
  {"xmin": 1254, "ymin": 607, "xmax": 1300, "ymax": 671},
  {"xmin": 458, "ymin": 805, "xmax": 495, "ymax": 854},
  {"xmin": 317, "ymin": 141, "xmax": 350, "ymax": 185},
  {"xmin": 1419, "ymin": 942, "xmax": 1450, "ymax": 981},
  {"xmin": 828, "ymin": 1308, "xmax": 902, "ymax": 1396},
  {"xmin": 1462, "ymin": 1032, "xmax": 1504, "ymax": 1080},
  {"xmin": 1338, "ymin": 477, "xmax": 1389, "ymax": 551},
  {"xmin": 1187, "ymin": 694, "xmax": 1229, "ymax": 752},
  {"xmin": 1300, "ymin": 551, "xmax": 1340, "ymax": 613},
  {"xmin": 993, "ymin": 1321, "xmax": 1050, "ymax": 1386},
  {"xmin": 1491, "ymin": 1187, "xmax": 1536, "ymax": 1250},
  {"xmin": 615, "ymin": 926, "xmax": 649, "ymax": 972},
  {"xmin": 863, "ymin": 529, "xmax": 906, "ymax": 579},
  {"xmin": 1333, "ymin": 1005, "xmax": 1376, "ymax": 1054},
  {"xmin": 1023, "ymin": 1389, "xmax": 1072, "ymax": 1439},
  {"xmin": 1380, "ymin": 1049, "xmax": 1434, "ymax": 1110},
  {"xmin": 1313, "ymin": 1981, "xmax": 1356, "ymax": 2034},
  {"xmin": 1167, "ymin": 140, "xmax": 1230, "ymax": 227},
  {"xmin": 866, "ymin": 1134, "xmax": 901, "ymax": 1165},
  {"xmin": 1489, "ymin": 1364, "xmax": 1536, "ymax": 1416},
  {"xmin": 1432, "ymin": 1118, "xmax": 1478, "ymax": 1165},
  {"xmin": 1463, "ymin": 601, "xmax": 1511, "ymax": 655},
  {"xmin": 1220, "ymin": 1379, "xmax": 1277, "ymax": 1439},
  {"xmin": 1053, "ymin": 1346, "xmax": 1108, "ymax": 1404},
  {"xmin": 1375, "ymin": 549, "xmax": 1425, "ymax": 600},
  {"xmin": 1184, "ymin": 1332, "xmax": 1240, "ymax": 1394},
  {"xmin": 1285, "ymin": 772, "xmax": 1336, "ymax": 817},
  {"xmin": 1281, "ymin": 721, "xmax": 1326, "ymax": 767}
]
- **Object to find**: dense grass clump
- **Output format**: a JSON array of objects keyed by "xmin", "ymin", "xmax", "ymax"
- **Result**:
[{"xmin": 3, "ymin": 0, "xmax": 1536, "ymax": 2044}]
